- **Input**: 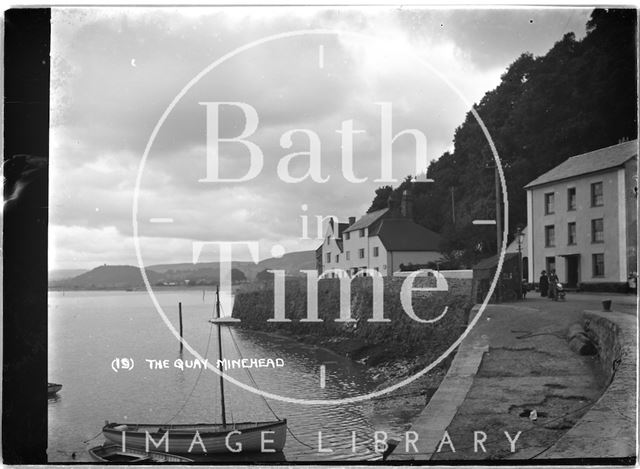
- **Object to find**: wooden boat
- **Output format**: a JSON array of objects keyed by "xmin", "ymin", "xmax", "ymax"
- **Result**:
[
  {"xmin": 88, "ymin": 444, "xmax": 193, "ymax": 462},
  {"xmin": 102, "ymin": 286, "xmax": 287, "ymax": 454},
  {"xmin": 48, "ymin": 383, "xmax": 62, "ymax": 396},
  {"xmin": 102, "ymin": 420, "xmax": 287, "ymax": 454}
]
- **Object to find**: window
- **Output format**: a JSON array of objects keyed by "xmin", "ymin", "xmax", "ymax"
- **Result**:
[
  {"xmin": 358, "ymin": 248, "xmax": 365, "ymax": 259},
  {"xmin": 567, "ymin": 188, "xmax": 576, "ymax": 211},
  {"xmin": 346, "ymin": 251, "xmax": 350, "ymax": 261},
  {"xmin": 544, "ymin": 193, "xmax": 555, "ymax": 214},
  {"xmin": 546, "ymin": 256, "xmax": 556, "ymax": 274},
  {"xmin": 326, "ymin": 253, "xmax": 331, "ymax": 263},
  {"xmin": 359, "ymin": 228, "xmax": 365, "ymax": 237},
  {"xmin": 592, "ymin": 253, "xmax": 605, "ymax": 277},
  {"xmin": 544, "ymin": 225, "xmax": 555, "ymax": 247},
  {"xmin": 327, "ymin": 236, "xmax": 331, "ymax": 243},
  {"xmin": 335, "ymin": 254, "xmax": 339, "ymax": 262},
  {"xmin": 567, "ymin": 222, "xmax": 576, "ymax": 245},
  {"xmin": 373, "ymin": 247, "xmax": 379, "ymax": 257},
  {"xmin": 345, "ymin": 232, "xmax": 350, "ymax": 240},
  {"xmin": 591, "ymin": 218, "xmax": 604, "ymax": 243},
  {"xmin": 591, "ymin": 182, "xmax": 603, "ymax": 207}
]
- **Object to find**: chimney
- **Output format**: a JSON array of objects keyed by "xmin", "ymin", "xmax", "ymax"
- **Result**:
[
  {"xmin": 401, "ymin": 190, "xmax": 413, "ymax": 219},
  {"xmin": 348, "ymin": 216, "xmax": 356, "ymax": 225},
  {"xmin": 387, "ymin": 193, "xmax": 400, "ymax": 217}
]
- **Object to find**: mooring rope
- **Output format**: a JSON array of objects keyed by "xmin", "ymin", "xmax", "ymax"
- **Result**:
[
  {"xmin": 226, "ymin": 324, "xmax": 314, "ymax": 450},
  {"xmin": 82, "ymin": 429, "xmax": 104, "ymax": 444},
  {"xmin": 164, "ymin": 313, "xmax": 215, "ymax": 424}
]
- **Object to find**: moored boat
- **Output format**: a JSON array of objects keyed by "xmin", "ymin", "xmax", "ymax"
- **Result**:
[
  {"xmin": 88, "ymin": 444, "xmax": 193, "ymax": 462},
  {"xmin": 48, "ymin": 383, "xmax": 63, "ymax": 396},
  {"xmin": 102, "ymin": 286, "xmax": 287, "ymax": 454},
  {"xmin": 102, "ymin": 420, "xmax": 287, "ymax": 454}
]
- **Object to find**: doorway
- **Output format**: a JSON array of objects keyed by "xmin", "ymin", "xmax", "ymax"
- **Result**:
[{"xmin": 564, "ymin": 255, "xmax": 580, "ymax": 288}]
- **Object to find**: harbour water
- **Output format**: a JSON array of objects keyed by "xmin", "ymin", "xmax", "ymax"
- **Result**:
[{"xmin": 48, "ymin": 289, "xmax": 393, "ymax": 462}]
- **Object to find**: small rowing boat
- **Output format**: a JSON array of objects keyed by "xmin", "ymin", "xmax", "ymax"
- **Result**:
[
  {"xmin": 102, "ymin": 420, "xmax": 287, "ymax": 454},
  {"xmin": 88, "ymin": 444, "xmax": 193, "ymax": 463},
  {"xmin": 48, "ymin": 383, "xmax": 62, "ymax": 396}
]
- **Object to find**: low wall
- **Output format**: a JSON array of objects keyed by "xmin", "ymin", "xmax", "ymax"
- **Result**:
[
  {"xmin": 392, "ymin": 270, "xmax": 472, "ymax": 299},
  {"xmin": 583, "ymin": 312, "xmax": 627, "ymax": 384},
  {"xmin": 393, "ymin": 269, "xmax": 473, "ymax": 279},
  {"xmin": 232, "ymin": 276, "xmax": 473, "ymax": 366},
  {"xmin": 542, "ymin": 311, "xmax": 636, "ymax": 459}
]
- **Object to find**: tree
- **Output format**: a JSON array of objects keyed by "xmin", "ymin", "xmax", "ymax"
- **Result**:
[
  {"xmin": 255, "ymin": 269, "xmax": 273, "ymax": 283},
  {"xmin": 366, "ymin": 8, "xmax": 637, "ymax": 264},
  {"xmin": 232, "ymin": 268, "xmax": 246, "ymax": 283}
]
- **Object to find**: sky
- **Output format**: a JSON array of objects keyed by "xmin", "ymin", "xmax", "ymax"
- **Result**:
[{"xmin": 49, "ymin": 6, "xmax": 593, "ymax": 271}]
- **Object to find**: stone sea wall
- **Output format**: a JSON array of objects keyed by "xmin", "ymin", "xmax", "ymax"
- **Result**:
[{"xmin": 232, "ymin": 276, "xmax": 473, "ymax": 366}]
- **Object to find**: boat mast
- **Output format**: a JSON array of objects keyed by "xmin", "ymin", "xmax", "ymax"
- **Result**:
[{"xmin": 216, "ymin": 285, "xmax": 227, "ymax": 426}]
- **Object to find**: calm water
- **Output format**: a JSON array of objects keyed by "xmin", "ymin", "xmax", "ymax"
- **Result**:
[{"xmin": 48, "ymin": 290, "xmax": 389, "ymax": 462}]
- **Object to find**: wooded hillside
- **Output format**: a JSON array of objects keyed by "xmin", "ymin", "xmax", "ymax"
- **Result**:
[{"xmin": 368, "ymin": 9, "xmax": 637, "ymax": 268}]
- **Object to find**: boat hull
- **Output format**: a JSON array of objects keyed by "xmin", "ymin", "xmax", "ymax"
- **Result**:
[
  {"xmin": 89, "ymin": 444, "xmax": 193, "ymax": 462},
  {"xmin": 103, "ymin": 420, "xmax": 287, "ymax": 454},
  {"xmin": 48, "ymin": 383, "xmax": 62, "ymax": 395}
]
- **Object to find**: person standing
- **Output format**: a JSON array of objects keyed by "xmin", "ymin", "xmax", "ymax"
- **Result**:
[
  {"xmin": 539, "ymin": 270, "xmax": 549, "ymax": 297},
  {"xmin": 549, "ymin": 269, "xmax": 559, "ymax": 300}
]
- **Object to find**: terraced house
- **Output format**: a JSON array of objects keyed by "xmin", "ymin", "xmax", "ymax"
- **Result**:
[
  {"xmin": 320, "ymin": 191, "xmax": 444, "ymax": 277},
  {"xmin": 524, "ymin": 139, "xmax": 638, "ymax": 288}
]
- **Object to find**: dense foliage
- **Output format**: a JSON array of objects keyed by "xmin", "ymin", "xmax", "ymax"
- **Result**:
[{"xmin": 368, "ymin": 9, "xmax": 637, "ymax": 268}]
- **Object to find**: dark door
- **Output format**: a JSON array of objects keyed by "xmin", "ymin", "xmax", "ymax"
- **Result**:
[{"xmin": 565, "ymin": 255, "xmax": 580, "ymax": 288}]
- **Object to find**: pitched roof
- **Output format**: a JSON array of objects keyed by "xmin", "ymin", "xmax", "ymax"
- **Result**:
[
  {"xmin": 372, "ymin": 218, "xmax": 443, "ymax": 252},
  {"xmin": 337, "ymin": 223, "xmax": 350, "ymax": 237},
  {"xmin": 525, "ymin": 140, "xmax": 638, "ymax": 189},
  {"xmin": 343, "ymin": 208, "xmax": 389, "ymax": 233}
]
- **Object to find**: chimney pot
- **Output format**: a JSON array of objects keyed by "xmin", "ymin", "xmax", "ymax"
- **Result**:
[
  {"xmin": 401, "ymin": 190, "xmax": 414, "ymax": 219},
  {"xmin": 348, "ymin": 216, "xmax": 356, "ymax": 225},
  {"xmin": 388, "ymin": 193, "xmax": 401, "ymax": 217}
]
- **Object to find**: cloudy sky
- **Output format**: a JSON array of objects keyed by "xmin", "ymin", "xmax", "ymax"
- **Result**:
[{"xmin": 49, "ymin": 6, "xmax": 592, "ymax": 270}]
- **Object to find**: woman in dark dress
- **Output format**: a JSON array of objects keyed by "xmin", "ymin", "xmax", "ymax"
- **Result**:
[{"xmin": 539, "ymin": 270, "xmax": 549, "ymax": 297}]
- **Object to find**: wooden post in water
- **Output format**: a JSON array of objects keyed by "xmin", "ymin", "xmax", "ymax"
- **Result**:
[{"xmin": 178, "ymin": 302, "xmax": 183, "ymax": 353}]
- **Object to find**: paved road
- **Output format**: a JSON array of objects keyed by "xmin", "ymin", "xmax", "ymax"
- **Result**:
[{"xmin": 390, "ymin": 292, "xmax": 637, "ymax": 461}]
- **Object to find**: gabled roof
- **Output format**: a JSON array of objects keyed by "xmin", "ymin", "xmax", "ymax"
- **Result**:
[
  {"xmin": 372, "ymin": 218, "xmax": 443, "ymax": 252},
  {"xmin": 343, "ymin": 208, "xmax": 389, "ymax": 233},
  {"xmin": 336, "ymin": 223, "xmax": 349, "ymax": 237},
  {"xmin": 329, "ymin": 222, "xmax": 349, "ymax": 252},
  {"xmin": 525, "ymin": 140, "xmax": 638, "ymax": 189}
]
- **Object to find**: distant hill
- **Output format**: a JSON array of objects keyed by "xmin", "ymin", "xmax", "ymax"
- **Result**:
[
  {"xmin": 49, "ymin": 269, "xmax": 88, "ymax": 281},
  {"xmin": 50, "ymin": 250, "xmax": 317, "ymax": 289},
  {"xmin": 148, "ymin": 250, "xmax": 316, "ymax": 280},
  {"xmin": 253, "ymin": 250, "xmax": 316, "ymax": 276},
  {"xmin": 52, "ymin": 265, "xmax": 161, "ymax": 289}
]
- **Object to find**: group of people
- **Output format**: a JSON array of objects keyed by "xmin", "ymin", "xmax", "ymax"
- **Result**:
[{"xmin": 539, "ymin": 269, "xmax": 560, "ymax": 299}]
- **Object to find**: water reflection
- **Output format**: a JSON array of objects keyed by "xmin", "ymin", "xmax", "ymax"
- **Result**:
[{"xmin": 48, "ymin": 290, "xmax": 386, "ymax": 462}]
